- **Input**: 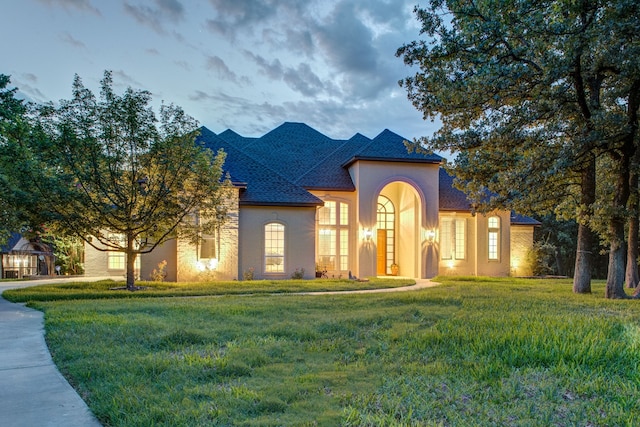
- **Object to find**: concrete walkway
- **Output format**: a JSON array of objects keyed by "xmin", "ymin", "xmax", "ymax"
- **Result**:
[
  {"xmin": 0, "ymin": 277, "xmax": 119, "ymax": 427},
  {"xmin": 0, "ymin": 275, "xmax": 438, "ymax": 426}
]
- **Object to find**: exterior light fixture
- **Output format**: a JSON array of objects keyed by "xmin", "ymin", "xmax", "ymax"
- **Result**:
[
  {"xmin": 425, "ymin": 229, "xmax": 436, "ymax": 243},
  {"xmin": 196, "ymin": 258, "xmax": 219, "ymax": 272},
  {"xmin": 363, "ymin": 228, "xmax": 373, "ymax": 241}
]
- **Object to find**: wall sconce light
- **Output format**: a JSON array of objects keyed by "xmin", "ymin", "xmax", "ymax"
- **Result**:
[
  {"xmin": 425, "ymin": 229, "xmax": 436, "ymax": 243},
  {"xmin": 363, "ymin": 228, "xmax": 373, "ymax": 241},
  {"xmin": 196, "ymin": 258, "xmax": 218, "ymax": 272}
]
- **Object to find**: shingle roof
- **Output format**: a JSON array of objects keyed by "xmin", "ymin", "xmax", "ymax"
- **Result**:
[
  {"xmin": 0, "ymin": 233, "xmax": 22, "ymax": 253},
  {"xmin": 198, "ymin": 128, "xmax": 323, "ymax": 207},
  {"xmin": 439, "ymin": 168, "xmax": 472, "ymax": 211},
  {"xmin": 511, "ymin": 212, "xmax": 542, "ymax": 226}
]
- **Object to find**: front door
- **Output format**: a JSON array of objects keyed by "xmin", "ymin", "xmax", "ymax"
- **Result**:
[{"xmin": 377, "ymin": 229, "xmax": 387, "ymax": 275}]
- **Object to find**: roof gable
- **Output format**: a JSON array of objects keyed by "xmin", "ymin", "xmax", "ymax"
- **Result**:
[
  {"xmin": 343, "ymin": 129, "xmax": 443, "ymax": 166},
  {"xmin": 198, "ymin": 127, "xmax": 323, "ymax": 207}
]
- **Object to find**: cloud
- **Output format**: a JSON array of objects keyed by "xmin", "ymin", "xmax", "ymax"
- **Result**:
[
  {"xmin": 205, "ymin": 0, "xmax": 278, "ymax": 38},
  {"xmin": 244, "ymin": 51, "xmax": 334, "ymax": 97},
  {"xmin": 59, "ymin": 31, "xmax": 86, "ymax": 49},
  {"xmin": 35, "ymin": 0, "xmax": 101, "ymax": 15},
  {"xmin": 123, "ymin": 0, "xmax": 185, "ymax": 34},
  {"xmin": 204, "ymin": 55, "xmax": 249, "ymax": 85}
]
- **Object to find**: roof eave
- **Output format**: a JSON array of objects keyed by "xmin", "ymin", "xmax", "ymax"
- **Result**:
[
  {"xmin": 239, "ymin": 201, "xmax": 324, "ymax": 208},
  {"xmin": 342, "ymin": 156, "xmax": 443, "ymax": 168}
]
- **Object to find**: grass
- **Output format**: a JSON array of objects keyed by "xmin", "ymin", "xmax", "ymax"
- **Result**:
[
  {"xmin": 8, "ymin": 277, "xmax": 640, "ymax": 426},
  {"xmin": 2, "ymin": 277, "xmax": 414, "ymax": 303}
]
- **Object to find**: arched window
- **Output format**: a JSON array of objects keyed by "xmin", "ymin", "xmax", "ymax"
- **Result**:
[
  {"xmin": 317, "ymin": 201, "xmax": 349, "ymax": 272},
  {"xmin": 488, "ymin": 216, "xmax": 500, "ymax": 260},
  {"xmin": 264, "ymin": 222, "xmax": 285, "ymax": 273},
  {"xmin": 377, "ymin": 196, "xmax": 395, "ymax": 274}
]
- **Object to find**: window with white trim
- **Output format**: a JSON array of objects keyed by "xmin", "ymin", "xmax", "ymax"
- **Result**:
[
  {"xmin": 488, "ymin": 216, "xmax": 500, "ymax": 260},
  {"xmin": 440, "ymin": 217, "xmax": 466, "ymax": 260},
  {"xmin": 265, "ymin": 222, "xmax": 285, "ymax": 273},
  {"xmin": 317, "ymin": 201, "xmax": 349, "ymax": 271},
  {"xmin": 106, "ymin": 233, "xmax": 140, "ymax": 270}
]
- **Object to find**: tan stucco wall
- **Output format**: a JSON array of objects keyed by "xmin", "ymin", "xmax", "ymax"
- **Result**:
[
  {"xmin": 83, "ymin": 189, "xmax": 240, "ymax": 282},
  {"xmin": 348, "ymin": 160, "xmax": 440, "ymax": 278},
  {"xmin": 437, "ymin": 211, "xmax": 512, "ymax": 277},
  {"xmin": 437, "ymin": 211, "xmax": 476, "ymax": 276},
  {"xmin": 238, "ymin": 205, "xmax": 317, "ymax": 280},
  {"xmin": 510, "ymin": 225, "xmax": 535, "ymax": 276},
  {"xmin": 84, "ymin": 241, "xmax": 125, "ymax": 279}
]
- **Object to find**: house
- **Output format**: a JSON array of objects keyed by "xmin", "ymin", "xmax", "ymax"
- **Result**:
[
  {"xmin": 1, "ymin": 233, "xmax": 55, "ymax": 279},
  {"xmin": 83, "ymin": 122, "xmax": 539, "ymax": 281}
]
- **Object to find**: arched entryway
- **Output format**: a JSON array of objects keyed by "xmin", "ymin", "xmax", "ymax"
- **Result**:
[{"xmin": 377, "ymin": 182, "xmax": 422, "ymax": 277}]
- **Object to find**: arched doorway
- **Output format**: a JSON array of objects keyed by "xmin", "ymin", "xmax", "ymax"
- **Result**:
[{"xmin": 376, "ymin": 182, "xmax": 422, "ymax": 277}]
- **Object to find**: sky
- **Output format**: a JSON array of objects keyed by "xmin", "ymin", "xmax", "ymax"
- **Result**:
[{"xmin": 0, "ymin": 0, "xmax": 440, "ymax": 142}]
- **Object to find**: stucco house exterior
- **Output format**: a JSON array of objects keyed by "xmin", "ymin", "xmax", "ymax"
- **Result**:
[{"xmin": 84, "ymin": 122, "xmax": 539, "ymax": 281}]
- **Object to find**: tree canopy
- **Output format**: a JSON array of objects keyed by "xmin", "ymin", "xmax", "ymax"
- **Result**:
[
  {"xmin": 12, "ymin": 71, "xmax": 230, "ymax": 289},
  {"xmin": 397, "ymin": 0, "xmax": 640, "ymax": 298},
  {"xmin": 0, "ymin": 75, "xmax": 34, "ymax": 243}
]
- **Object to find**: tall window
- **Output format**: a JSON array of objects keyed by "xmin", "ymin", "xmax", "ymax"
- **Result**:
[
  {"xmin": 488, "ymin": 216, "xmax": 500, "ymax": 260},
  {"xmin": 317, "ymin": 201, "xmax": 349, "ymax": 271},
  {"xmin": 107, "ymin": 234, "xmax": 125, "ymax": 270},
  {"xmin": 377, "ymin": 196, "xmax": 395, "ymax": 273},
  {"xmin": 440, "ymin": 217, "xmax": 466, "ymax": 260},
  {"xmin": 265, "ymin": 223, "xmax": 285, "ymax": 273}
]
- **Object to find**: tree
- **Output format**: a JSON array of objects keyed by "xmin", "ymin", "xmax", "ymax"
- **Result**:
[
  {"xmin": 0, "ymin": 74, "xmax": 35, "ymax": 244},
  {"xmin": 397, "ymin": 0, "xmax": 640, "ymax": 298},
  {"xmin": 18, "ymin": 71, "xmax": 230, "ymax": 290}
]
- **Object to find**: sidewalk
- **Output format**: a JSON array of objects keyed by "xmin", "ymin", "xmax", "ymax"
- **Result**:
[{"xmin": 0, "ymin": 278, "xmax": 115, "ymax": 427}]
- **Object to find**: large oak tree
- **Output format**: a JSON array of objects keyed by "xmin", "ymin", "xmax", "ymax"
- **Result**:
[{"xmin": 397, "ymin": 0, "xmax": 640, "ymax": 298}]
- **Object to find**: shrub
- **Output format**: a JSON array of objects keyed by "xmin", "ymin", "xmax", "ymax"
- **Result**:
[
  {"xmin": 150, "ymin": 260, "xmax": 167, "ymax": 282},
  {"xmin": 291, "ymin": 268, "xmax": 305, "ymax": 279},
  {"xmin": 243, "ymin": 267, "xmax": 255, "ymax": 281}
]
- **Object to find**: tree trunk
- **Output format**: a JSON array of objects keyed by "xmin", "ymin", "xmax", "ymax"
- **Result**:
[
  {"xmin": 573, "ymin": 157, "xmax": 596, "ymax": 294},
  {"xmin": 126, "ymin": 235, "xmax": 137, "ymax": 291},
  {"xmin": 605, "ymin": 149, "xmax": 632, "ymax": 299},
  {"xmin": 627, "ymin": 151, "xmax": 639, "ymax": 289},
  {"xmin": 627, "ymin": 208, "xmax": 639, "ymax": 290}
]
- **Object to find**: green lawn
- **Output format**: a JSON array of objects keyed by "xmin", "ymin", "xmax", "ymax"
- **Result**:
[
  {"xmin": 2, "ymin": 277, "xmax": 414, "ymax": 302},
  {"xmin": 9, "ymin": 277, "xmax": 640, "ymax": 426}
]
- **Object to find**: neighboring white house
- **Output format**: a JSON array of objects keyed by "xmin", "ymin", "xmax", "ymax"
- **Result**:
[
  {"xmin": 1, "ymin": 233, "xmax": 55, "ymax": 279},
  {"xmin": 84, "ymin": 122, "xmax": 539, "ymax": 281}
]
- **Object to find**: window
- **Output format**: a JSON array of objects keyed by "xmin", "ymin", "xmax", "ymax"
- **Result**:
[
  {"xmin": 440, "ymin": 217, "xmax": 466, "ymax": 260},
  {"xmin": 265, "ymin": 223, "xmax": 285, "ymax": 273},
  {"xmin": 108, "ymin": 252, "xmax": 125, "ymax": 270},
  {"xmin": 488, "ymin": 216, "xmax": 500, "ymax": 260},
  {"xmin": 107, "ymin": 233, "xmax": 125, "ymax": 270},
  {"xmin": 317, "ymin": 201, "xmax": 349, "ymax": 271},
  {"xmin": 377, "ymin": 196, "xmax": 395, "ymax": 274},
  {"xmin": 106, "ymin": 233, "xmax": 140, "ymax": 270}
]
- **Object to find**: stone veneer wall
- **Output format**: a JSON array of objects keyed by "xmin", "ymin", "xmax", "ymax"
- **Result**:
[
  {"xmin": 510, "ymin": 225, "xmax": 534, "ymax": 276},
  {"xmin": 176, "ymin": 189, "xmax": 240, "ymax": 282}
]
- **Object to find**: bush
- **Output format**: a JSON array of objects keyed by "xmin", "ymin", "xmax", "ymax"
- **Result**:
[
  {"xmin": 527, "ymin": 240, "xmax": 557, "ymax": 276},
  {"xmin": 291, "ymin": 268, "xmax": 305, "ymax": 279}
]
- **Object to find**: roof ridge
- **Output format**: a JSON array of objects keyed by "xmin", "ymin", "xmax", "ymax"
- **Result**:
[
  {"xmin": 200, "ymin": 127, "xmax": 323, "ymax": 205},
  {"xmin": 293, "ymin": 136, "xmax": 361, "ymax": 185}
]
